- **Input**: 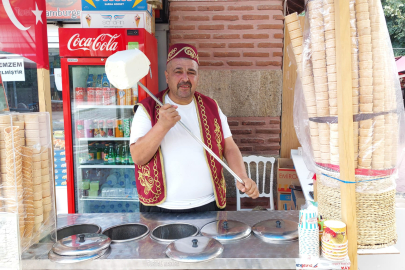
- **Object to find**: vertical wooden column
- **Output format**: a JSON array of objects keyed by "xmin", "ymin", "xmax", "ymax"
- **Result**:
[
  {"xmin": 37, "ymin": 68, "xmax": 55, "ymax": 209},
  {"xmin": 334, "ymin": 1, "xmax": 358, "ymax": 269}
]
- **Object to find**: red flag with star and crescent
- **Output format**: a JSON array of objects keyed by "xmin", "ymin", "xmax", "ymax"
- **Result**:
[{"xmin": 0, "ymin": 0, "xmax": 49, "ymax": 69}]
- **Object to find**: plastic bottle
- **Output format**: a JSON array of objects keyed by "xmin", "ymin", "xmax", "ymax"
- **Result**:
[
  {"xmin": 121, "ymin": 142, "xmax": 129, "ymax": 165},
  {"xmin": 108, "ymin": 143, "xmax": 116, "ymax": 165},
  {"xmin": 115, "ymin": 144, "xmax": 122, "ymax": 165}
]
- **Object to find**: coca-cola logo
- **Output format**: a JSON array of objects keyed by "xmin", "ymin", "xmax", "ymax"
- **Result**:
[{"xmin": 67, "ymin": 33, "xmax": 120, "ymax": 52}]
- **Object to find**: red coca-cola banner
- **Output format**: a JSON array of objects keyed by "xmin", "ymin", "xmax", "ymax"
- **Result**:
[
  {"xmin": 59, "ymin": 28, "xmax": 147, "ymax": 58},
  {"xmin": 0, "ymin": 0, "xmax": 49, "ymax": 69}
]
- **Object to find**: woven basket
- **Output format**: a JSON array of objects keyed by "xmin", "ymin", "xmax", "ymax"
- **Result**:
[{"xmin": 317, "ymin": 170, "xmax": 397, "ymax": 249}]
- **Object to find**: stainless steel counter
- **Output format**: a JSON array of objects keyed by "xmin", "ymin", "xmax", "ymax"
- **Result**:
[{"xmin": 22, "ymin": 211, "xmax": 299, "ymax": 270}]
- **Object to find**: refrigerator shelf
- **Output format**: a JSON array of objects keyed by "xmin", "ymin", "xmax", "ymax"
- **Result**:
[
  {"xmin": 74, "ymin": 105, "xmax": 134, "ymax": 110},
  {"xmin": 79, "ymin": 165, "xmax": 134, "ymax": 169},
  {"xmin": 80, "ymin": 197, "xmax": 139, "ymax": 202},
  {"xmin": 78, "ymin": 137, "xmax": 130, "ymax": 141}
]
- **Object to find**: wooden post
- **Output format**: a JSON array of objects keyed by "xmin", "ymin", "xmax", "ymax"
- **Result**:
[
  {"xmin": 280, "ymin": 17, "xmax": 304, "ymax": 158},
  {"xmin": 37, "ymin": 68, "xmax": 55, "ymax": 210},
  {"xmin": 334, "ymin": 1, "xmax": 358, "ymax": 269}
]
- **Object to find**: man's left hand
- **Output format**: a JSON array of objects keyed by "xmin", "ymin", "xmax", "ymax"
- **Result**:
[{"xmin": 236, "ymin": 177, "xmax": 259, "ymax": 199}]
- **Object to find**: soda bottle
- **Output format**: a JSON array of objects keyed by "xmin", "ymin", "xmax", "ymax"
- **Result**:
[
  {"xmin": 121, "ymin": 142, "xmax": 129, "ymax": 165},
  {"xmin": 104, "ymin": 143, "xmax": 110, "ymax": 165},
  {"xmin": 115, "ymin": 144, "xmax": 122, "ymax": 165},
  {"xmin": 108, "ymin": 144, "xmax": 116, "ymax": 165},
  {"xmin": 129, "ymin": 145, "xmax": 134, "ymax": 165},
  {"xmin": 96, "ymin": 143, "xmax": 102, "ymax": 161}
]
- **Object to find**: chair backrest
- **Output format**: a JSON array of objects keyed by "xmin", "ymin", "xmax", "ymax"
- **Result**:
[{"xmin": 235, "ymin": 155, "xmax": 276, "ymax": 211}]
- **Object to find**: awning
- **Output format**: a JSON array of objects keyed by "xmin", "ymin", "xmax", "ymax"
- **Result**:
[{"xmin": 396, "ymin": 56, "xmax": 405, "ymax": 75}]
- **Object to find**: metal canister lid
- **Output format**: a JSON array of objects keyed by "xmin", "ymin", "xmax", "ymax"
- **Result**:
[
  {"xmin": 200, "ymin": 220, "xmax": 251, "ymax": 243},
  {"xmin": 252, "ymin": 219, "xmax": 298, "ymax": 243},
  {"xmin": 52, "ymin": 233, "xmax": 111, "ymax": 256},
  {"xmin": 48, "ymin": 247, "xmax": 110, "ymax": 263},
  {"xmin": 166, "ymin": 236, "xmax": 223, "ymax": 263}
]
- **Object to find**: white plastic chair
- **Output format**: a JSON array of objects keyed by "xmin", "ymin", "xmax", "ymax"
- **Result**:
[{"xmin": 235, "ymin": 155, "xmax": 276, "ymax": 211}]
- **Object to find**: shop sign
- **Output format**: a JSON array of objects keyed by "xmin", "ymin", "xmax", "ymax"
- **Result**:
[
  {"xmin": 46, "ymin": 1, "xmax": 82, "ymax": 20},
  {"xmin": 82, "ymin": 0, "xmax": 152, "ymax": 14},
  {"xmin": 0, "ymin": 59, "xmax": 25, "ymax": 81},
  {"xmin": 81, "ymin": 11, "xmax": 152, "ymax": 33},
  {"xmin": 67, "ymin": 33, "xmax": 121, "ymax": 52}
]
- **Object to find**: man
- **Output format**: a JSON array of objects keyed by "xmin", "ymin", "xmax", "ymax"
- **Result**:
[{"xmin": 130, "ymin": 43, "xmax": 259, "ymax": 213}]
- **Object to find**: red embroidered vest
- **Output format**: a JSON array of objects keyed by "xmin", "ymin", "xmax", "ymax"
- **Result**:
[{"xmin": 135, "ymin": 90, "xmax": 226, "ymax": 209}]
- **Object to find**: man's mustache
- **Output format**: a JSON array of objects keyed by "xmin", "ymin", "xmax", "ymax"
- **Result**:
[{"xmin": 177, "ymin": 81, "xmax": 192, "ymax": 89}]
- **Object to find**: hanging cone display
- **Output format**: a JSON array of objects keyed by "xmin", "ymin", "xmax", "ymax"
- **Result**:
[{"xmin": 287, "ymin": 0, "xmax": 401, "ymax": 249}]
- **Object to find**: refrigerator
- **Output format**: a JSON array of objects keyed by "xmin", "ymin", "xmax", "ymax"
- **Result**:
[{"xmin": 59, "ymin": 28, "xmax": 158, "ymax": 213}]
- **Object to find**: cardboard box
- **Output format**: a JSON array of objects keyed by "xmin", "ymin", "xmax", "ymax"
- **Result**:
[
  {"xmin": 277, "ymin": 191, "xmax": 293, "ymax": 210},
  {"xmin": 292, "ymin": 189, "xmax": 306, "ymax": 210},
  {"xmin": 277, "ymin": 158, "xmax": 300, "ymax": 192}
]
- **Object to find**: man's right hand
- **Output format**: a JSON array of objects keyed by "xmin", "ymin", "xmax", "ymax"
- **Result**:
[{"xmin": 157, "ymin": 104, "xmax": 181, "ymax": 130}]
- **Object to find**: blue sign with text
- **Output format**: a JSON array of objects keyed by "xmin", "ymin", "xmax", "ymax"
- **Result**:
[{"xmin": 82, "ymin": 0, "xmax": 151, "ymax": 13}]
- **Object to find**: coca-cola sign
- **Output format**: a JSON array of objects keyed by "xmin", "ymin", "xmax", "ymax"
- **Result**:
[
  {"xmin": 67, "ymin": 33, "xmax": 120, "ymax": 52},
  {"xmin": 59, "ymin": 28, "xmax": 147, "ymax": 58}
]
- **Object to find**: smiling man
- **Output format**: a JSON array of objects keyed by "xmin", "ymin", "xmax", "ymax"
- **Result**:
[{"xmin": 130, "ymin": 43, "xmax": 259, "ymax": 213}]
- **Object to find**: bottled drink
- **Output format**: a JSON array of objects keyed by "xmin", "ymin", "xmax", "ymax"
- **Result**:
[
  {"xmin": 95, "ymin": 74, "xmax": 102, "ymax": 88},
  {"xmin": 121, "ymin": 142, "xmax": 129, "ymax": 165},
  {"xmin": 115, "ymin": 144, "xmax": 122, "ymax": 165},
  {"xmin": 103, "ymin": 144, "xmax": 110, "ymax": 165},
  {"xmin": 129, "ymin": 147, "xmax": 134, "ymax": 165},
  {"xmin": 88, "ymin": 143, "xmax": 96, "ymax": 162},
  {"xmin": 108, "ymin": 144, "xmax": 116, "ymax": 165},
  {"xmin": 96, "ymin": 143, "xmax": 102, "ymax": 161}
]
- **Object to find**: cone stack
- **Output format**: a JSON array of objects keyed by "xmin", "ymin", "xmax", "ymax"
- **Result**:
[
  {"xmin": 309, "ymin": 0, "xmax": 331, "ymax": 164},
  {"xmin": 4, "ymin": 126, "xmax": 25, "ymax": 237},
  {"xmin": 350, "ymin": 0, "xmax": 359, "ymax": 168},
  {"xmin": 39, "ymin": 113, "xmax": 52, "ymax": 224},
  {"xmin": 285, "ymin": 12, "xmax": 321, "ymax": 163},
  {"xmin": 22, "ymin": 147, "xmax": 34, "ymax": 242}
]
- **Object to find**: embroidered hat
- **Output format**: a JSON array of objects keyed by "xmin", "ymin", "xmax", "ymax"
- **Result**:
[{"xmin": 166, "ymin": 43, "xmax": 199, "ymax": 65}]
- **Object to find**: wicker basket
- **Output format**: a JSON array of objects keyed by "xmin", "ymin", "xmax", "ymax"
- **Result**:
[{"xmin": 317, "ymin": 171, "xmax": 397, "ymax": 249}]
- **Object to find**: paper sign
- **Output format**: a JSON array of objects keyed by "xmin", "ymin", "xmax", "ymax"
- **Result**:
[
  {"xmin": 81, "ymin": 11, "xmax": 152, "ymax": 33},
  {"xmin": 82, "ymin": 0, "xmax": 152, "ymax": 14},
  {"xmin": 0, "ymin": 59, "xmax": 25, "ymax": 82},
  {"xmin": 54, "ymin": 68, "xmax": 62, "ymax": 91},
  {"xmin": 0, "ymin": 213, "xmax": 21, "ymax": 270},
  {"xmin": 46, "ymin": 1, "xmax": 82, "ymax": 20}
]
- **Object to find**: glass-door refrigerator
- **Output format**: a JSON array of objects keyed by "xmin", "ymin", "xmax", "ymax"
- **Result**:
[{"xmin": 59, "ymin": 28, "xmax": 158, "ymax": 213}]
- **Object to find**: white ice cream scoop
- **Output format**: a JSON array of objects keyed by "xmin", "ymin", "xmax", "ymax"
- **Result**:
[
  {"xmin": 105, "ymin": 49, "xmax": 245, "ymax": 185},
  {"xmin": 105, "ymin": 49, "xmax": 150, "ymax": 89}
]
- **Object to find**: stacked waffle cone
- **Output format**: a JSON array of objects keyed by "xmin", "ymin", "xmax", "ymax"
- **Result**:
[
  {"xmin": 4, "ymin": 126, "xmax": 25, "ymax": 238},
  {"xmin": 0, "ymin": 113, "xmax": 54, "ymax": 251},
  {"xmin": 285, "ymin": 0, "xmax": 400, "ymax": 171},
  {"xmin": 285, "ymin": 12, "xmax": 321, "ymax": 163}
]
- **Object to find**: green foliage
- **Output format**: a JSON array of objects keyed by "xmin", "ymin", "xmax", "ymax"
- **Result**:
[{"xmin": 382, "ymin": 0, "xmax": 405, "ymax": 56}]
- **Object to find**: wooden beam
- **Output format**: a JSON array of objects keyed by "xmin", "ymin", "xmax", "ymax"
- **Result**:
[
  {"xmin": 37, "ymin": 68, "xmax": 56, "ymax": 210},
  {"xmin": 334, "ymin": 1, "xmax": 358, "ymax": 269},
  {"xmin": 280, "ymin": 17, "xmax": 303, "ymax": 158}
]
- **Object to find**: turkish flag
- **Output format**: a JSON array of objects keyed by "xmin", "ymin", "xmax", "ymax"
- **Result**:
[{"xmin": 0, "ymin": 0, "xmax": 49, "ymax": 69}]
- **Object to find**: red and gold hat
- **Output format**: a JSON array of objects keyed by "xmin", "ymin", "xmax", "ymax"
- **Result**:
[{"xmin": 166, "ymin": 43, "xmax": 199, "ymax": 65}]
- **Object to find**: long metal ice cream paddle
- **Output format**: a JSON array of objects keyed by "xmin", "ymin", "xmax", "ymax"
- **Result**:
[{"xmin": 138, "ymin": 82, "xmax": 245, "ymax": 185}]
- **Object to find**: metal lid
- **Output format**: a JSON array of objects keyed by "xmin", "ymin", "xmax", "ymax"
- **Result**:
[
  {"xmin": 166, "ymin": 236, "xmax": 223, "ymax": 263},
  {"xmin": 252, "ymin": 219, "xmax": 298, "ymax": 243},
  {"xmin": 52, "ymin": 233, "xmax": 111, "ymax": 256},
  {"xmin": 200, "ymin": 220, "xmax": 251, "ymax": 243},
  {"xmin": 48, "ymin": 247, "xmax": 109, "ymax": 264}
]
